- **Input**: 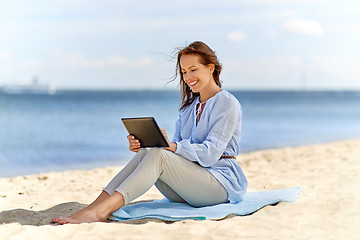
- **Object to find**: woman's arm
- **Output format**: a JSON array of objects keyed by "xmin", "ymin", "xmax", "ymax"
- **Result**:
[
  {"xmin": 172, "ymin": 113, "xmax": 182, "ymax": 143},
  {"xmin": 175, "ymin": 97, "xmax": 242, "ymax": 167}
]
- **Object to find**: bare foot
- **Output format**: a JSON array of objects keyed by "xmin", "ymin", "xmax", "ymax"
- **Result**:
[
  {"xmin": 52, "ymin": 191, "xmax": 124, "ymax": 224},
  {"xmin": 52, "ymin": 207, "xmax": 108, "ymax": 224}
]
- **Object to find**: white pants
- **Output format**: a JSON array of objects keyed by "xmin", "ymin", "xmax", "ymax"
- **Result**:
[{"xmin": 103, "ymin": 148, "xmax": 228, "ymax": 207}]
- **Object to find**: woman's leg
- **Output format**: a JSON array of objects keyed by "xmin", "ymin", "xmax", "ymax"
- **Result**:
[
  {"xmin": 154, "ymin": 150, "xmax": 228, "ymax": 207},
  {"xmin": 115, "ymin": 148, "xmax": 228, "ymax": 207},
  {"xmin": 103, "ymin": 148, "xmax": 149, "ymax": 195},
  {"xmin": 53, "ymin": 148, "xmax": 227, "ymax": 224},
  {"xmin": 155, "ymin": 180, "xmax": 186, "ymax": 203},
  {"xmin": 52, "ymin": 148, "xmax": 149, "ymax": 224}
]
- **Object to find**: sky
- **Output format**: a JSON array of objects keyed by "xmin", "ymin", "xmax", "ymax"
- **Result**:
[{"xmin": 0, "ymin": 0, "xmax": 359, "ymax": 90}]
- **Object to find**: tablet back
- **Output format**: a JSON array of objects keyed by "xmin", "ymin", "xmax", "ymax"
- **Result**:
[{"xmin": 121, "ymin": 117, "xmax": 169, "ymax": 148}]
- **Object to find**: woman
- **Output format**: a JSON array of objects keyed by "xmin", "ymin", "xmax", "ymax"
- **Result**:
[{"xmin": 52, "ymin": 41, "xmax": 247, "ymax": 224}]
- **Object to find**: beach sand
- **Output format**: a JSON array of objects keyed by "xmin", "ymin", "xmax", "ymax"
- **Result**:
[{"xmin": 1, "ymin": 139, "xmax": 359, "ymax": 239}]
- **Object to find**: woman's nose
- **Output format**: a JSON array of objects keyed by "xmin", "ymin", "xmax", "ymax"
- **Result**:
[{"xmin": 184, "ymin": 72, "xmax": 191, "ymax": 81}]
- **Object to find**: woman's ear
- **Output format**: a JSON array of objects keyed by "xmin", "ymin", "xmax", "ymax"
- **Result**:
[{"xmin": 208, "ymin": 64, "xmax": 215, "ymax": 74}]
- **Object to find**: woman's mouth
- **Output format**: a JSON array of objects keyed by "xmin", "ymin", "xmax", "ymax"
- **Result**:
[{"xmin": 189, "ymin": 80, "xmax": 198, "ymax": 87}]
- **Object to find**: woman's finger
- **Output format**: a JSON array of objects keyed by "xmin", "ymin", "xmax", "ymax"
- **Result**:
[
  {"xmin": 160, "ymin": 129, "xmax": 168, "ymax": 139},
  {"xmin": 128, "ymin": 134, "xmax": 141, "ymax": 152},
  {"xmin": 129, "ymin": 140, "xmax": 140, "ymax": 145},
  {"xmin": 129, "ymin": 146, "xmax": 140, "ymax": 152}
]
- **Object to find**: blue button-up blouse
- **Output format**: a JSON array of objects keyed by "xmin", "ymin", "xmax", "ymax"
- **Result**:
[{"xmin": 173, "ymin": 90, "xmax": 247, "ymax": 203}]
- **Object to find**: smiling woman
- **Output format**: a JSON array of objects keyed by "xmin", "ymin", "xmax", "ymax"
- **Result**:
[
  {"xmin": 51, "ymin": 41, "xmax": 247, "ymax": 224},
  {"xmin": 180, "ymin": 55, "xmax": 217, "ymax": 100},
  {"xmin": 173, "ymin": 41, "xmax": 223, "ymax": 110}
]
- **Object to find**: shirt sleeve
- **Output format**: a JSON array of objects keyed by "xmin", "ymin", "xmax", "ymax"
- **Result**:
[
  {"xmin": 172, "ymin": 113, "xmax": 182, "ymax": 142},
  {"xmin": 174, "ymin": 97, "xmax": 241, "ymax": 167}
]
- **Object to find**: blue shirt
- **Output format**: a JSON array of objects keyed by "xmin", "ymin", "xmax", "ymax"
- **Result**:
[{"xmin": 173, "ymin": 90, "xmax": 248, "ymax": 203}]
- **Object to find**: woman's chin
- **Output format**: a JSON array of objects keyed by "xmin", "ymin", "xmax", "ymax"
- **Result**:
[{"xmin": 190, "ymin": 87, "xmax": 199, "ymax": 93}]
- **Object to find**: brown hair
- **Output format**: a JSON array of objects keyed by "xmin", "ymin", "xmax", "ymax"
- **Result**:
[{"xmin": 173, "ymin": 41, "xmax": 222, "ymax": 111}]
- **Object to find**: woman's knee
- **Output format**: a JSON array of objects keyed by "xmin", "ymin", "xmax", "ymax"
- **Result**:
[
  {"xmin": 145, "ymin": 148, "xmax": 169, "ymax": 161},
  {"xmin": 140, "ymin": 148, "xmax": 174, "ymax": 169},
  {"xmin": 147, "ymin": 147, "xmax": 166, "ymax": 155},
  {"xmin": 137, "ymin": 147, "xmax": 149, "ymax": 155}
]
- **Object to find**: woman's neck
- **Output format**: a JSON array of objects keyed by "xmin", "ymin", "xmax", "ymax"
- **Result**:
[{"xmin": 199, "ymin": 85, "xmax": 222, "ymax": 103}]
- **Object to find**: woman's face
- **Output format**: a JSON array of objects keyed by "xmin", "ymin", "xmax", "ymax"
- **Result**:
[{"xmin": 180, "ymin": 54, "xmax": 214, "ymax": 94}]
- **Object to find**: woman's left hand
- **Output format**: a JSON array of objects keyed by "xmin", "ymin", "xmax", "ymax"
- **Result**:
[{"xmin": 160, "ymin": 128, "xmax": 177, "ymax": 152}]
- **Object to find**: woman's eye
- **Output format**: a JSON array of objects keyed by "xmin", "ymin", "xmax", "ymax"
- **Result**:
[{"xmin": 191, "ymin": 69, "xmax": 196, "ymax": 72}]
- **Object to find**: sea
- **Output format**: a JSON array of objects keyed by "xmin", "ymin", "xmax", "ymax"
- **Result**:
[{"xmin": 1, "ymin": 90, "xmax": 360, "ymax": 178}]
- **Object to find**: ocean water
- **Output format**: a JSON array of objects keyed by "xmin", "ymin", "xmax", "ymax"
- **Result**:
[{"xmin": 1, "ymin": 90, "xmax": 360, "ymax": 178}]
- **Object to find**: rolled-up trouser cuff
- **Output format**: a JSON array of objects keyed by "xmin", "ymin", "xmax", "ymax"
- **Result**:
[
  {"xmin": 102, "ymin": 187, "xmax": 130, "ymax": 206},
  {"xmin": 102, "ymin": 187, "xmax": 112, "ymax": 196},
  {"xmin": 102, "ymin": 187, "xmax": 130, "ymax": 208},
  {"xmin": 114, "ymin": 188, "xmax": 130, "ymax": 206}
]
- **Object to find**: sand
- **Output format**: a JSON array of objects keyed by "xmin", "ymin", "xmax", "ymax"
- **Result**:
[{"xmin": 1, "ymin": 139, "xmax": 360, "ymax": 239}]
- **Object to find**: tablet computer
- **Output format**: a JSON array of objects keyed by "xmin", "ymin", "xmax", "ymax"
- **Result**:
[{"xmin": 121, "ymin": 117, "xmax": 170, "ymax": 148}]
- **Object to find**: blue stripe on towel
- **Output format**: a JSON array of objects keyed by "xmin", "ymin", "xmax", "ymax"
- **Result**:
[{"xmin": 110, "ymin": 187, "xmax": 302, "ymax": 221}]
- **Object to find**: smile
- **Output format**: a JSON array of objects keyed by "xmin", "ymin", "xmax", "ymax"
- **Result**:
[{"xmin": 189, "ymin": 80, "xmax": 198, "ymax": 87}]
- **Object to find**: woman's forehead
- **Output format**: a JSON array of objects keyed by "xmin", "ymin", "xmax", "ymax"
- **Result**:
[{"xmin": 180, "ymin": 54, "xmax": 201, "ymax": 69}]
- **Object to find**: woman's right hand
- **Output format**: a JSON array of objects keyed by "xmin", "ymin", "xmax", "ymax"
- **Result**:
[{"xmin": 127, "ymin": 135, "xmax": 141, "ymax": 152}]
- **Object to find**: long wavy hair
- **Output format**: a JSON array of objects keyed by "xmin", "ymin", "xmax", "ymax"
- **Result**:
[{"xmin": 172, "ymin": 41, "xmax": 222, "ymax": 111}]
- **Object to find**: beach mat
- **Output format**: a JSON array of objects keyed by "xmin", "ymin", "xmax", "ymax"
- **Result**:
[{"xmin": 110, "ymin": 187, "xmax": 302, "ymax": 221}]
